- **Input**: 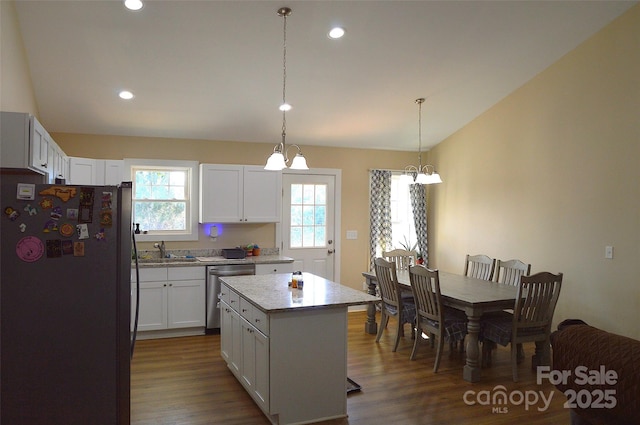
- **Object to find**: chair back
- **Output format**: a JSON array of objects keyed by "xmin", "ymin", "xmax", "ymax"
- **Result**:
[
  {"xmin": 383, "ymin": 249, "xmax": 417, "ymax": 271},
  {"xmin": 464, "ymin": 254, "xmax": 496, "ymax": 280},
  {"xmin": 374, "ymin": 257, "xmax": 402, "ymax": 310},
  {"xmin": 494, "ymin": 259, "xmax": 531, "ymax": 285},
  {"xmin": 513, "ymin": 272, "xmax": 563, "ymax": 333},
  {"xmin": 409, "ymin": 265, "xmax": 442, "ymax": 325}
]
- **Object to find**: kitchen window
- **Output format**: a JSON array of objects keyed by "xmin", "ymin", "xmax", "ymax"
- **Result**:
[{"xmin": 124, "ymin": 159, "xmax": 199, "ymax": 241}]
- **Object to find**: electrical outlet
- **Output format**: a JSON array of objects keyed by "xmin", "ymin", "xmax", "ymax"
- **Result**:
[{"xmin": 605, "ymin": 246, "xmax": 614, "ymax": 259}]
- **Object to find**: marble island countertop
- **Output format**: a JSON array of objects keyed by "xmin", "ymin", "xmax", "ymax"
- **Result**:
[{"xmin": 220, "ymin": 272, "xmax": 380, "ymax": 312}]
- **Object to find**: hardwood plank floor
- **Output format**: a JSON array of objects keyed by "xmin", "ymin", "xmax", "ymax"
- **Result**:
[{"xmin": 131, "ymin": 311, "xmax": 570, "ymax": 424}]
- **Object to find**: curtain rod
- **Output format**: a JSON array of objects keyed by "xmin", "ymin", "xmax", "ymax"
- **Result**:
[{"xmin": 368, "ymin": 168, "xmax": 405, "ymax": 173}]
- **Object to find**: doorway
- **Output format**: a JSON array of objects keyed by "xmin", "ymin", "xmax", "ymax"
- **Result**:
[{"xmin": 280, "ymin": 169, "xmax": 341, "ymax": 281}]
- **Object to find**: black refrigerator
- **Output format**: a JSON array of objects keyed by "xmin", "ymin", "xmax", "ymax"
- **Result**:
[{"xmin": 1, "ymin": 182, "xmax": 132, "ymax": 425}]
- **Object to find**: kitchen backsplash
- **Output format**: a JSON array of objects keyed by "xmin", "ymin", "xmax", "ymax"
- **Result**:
[{"xmin": 135, "ymin": 247, "xmax": 280, "ymax": 260}]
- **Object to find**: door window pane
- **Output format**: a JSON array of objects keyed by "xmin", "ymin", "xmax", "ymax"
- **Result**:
[{"xmin": 289, "ymin": 183, "xmax": 327, "ymax": 248}]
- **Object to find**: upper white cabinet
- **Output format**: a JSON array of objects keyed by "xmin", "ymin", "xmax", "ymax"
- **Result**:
[
  {"xmin": 68, "ymin": 157, "xmax": 97, "ymax": 185},
  {"xmin": 199, "ymin": 164, "xmax": 282, "ymax": 223},
  {"xmin": 68, "ymin": 157, "xmax": 124, "ymax": 185},
  {"xmin": 1, "ymin": 111, "xmax": 59, "ymax": 177}
]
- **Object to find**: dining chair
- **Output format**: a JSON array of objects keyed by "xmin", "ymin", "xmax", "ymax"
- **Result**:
[
  {"xmin": 408, "ymin": 265, "xmax": 467, "ymax": 372},
  {"xmin": 493, "ymin": 259, "xmax": 531, "ymax": 285},
  {"xmin": 482, "ymin": 258, "xmax": 531, "ymax": 366},
  {"xmin": 463, "ymin": 254, "xmax": 496, "ymax": 281},
  {"xmin": 374, "ymin": 257, "xmax": 416, "ymax": 352},
  {"xmin": 382, "ymin": 249, "xmax": 417, "ymax": 271},
  {"xmin": 480, "ymin": 271, "xmax": 563, "ymax": 381}
]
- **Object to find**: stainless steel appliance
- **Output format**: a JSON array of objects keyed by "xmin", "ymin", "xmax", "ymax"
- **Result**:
[
  {"xmin": 206, "ymin": 263, "xmax": 255, "ymax": 332},
  {"xmin": 1, "ymin": 183, "xmax": 132, "ymax": 424}
]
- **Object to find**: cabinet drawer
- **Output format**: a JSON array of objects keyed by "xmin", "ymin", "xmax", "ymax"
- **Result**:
[
  {"xmin": 132, "ymin": 267, "xmax": 168, "ymax": 282},
  {"xmin": 168, "ymin": 266, "xmax": 205, "ymax": 281},
  {"xmin": 229, "ymin": 289, "xmax": 240, "ymax": 311},
  {"xmin": 255, "ymin": 263, "xmax": 294, "ymax": 275},
  {"xmin": 252, "ymin": 308, "xmax": 269, "ymax": 336},
  {"xmin": 220, "ymin": 283, "xmax": 231, "ymax": 305},
  {"xmin": 239, "ymin": 297, "xmax": 253, "ymax": 321}
]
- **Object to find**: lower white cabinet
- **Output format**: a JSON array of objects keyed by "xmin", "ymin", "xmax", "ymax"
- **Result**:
[
  {"xmin": 131, "ymin": 266, "xmax": 205, "ymax": 336},
  {"xmin": 221, "ymin": 283, "xmax": 270, "ymax": 412}
]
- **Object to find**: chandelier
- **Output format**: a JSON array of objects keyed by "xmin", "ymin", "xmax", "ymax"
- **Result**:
[
  {"xmin": 264, "ymin": 7, "xmax": 308, "ymax": 171},
  {"xmin": 399, "ymin": 98, "xmax": 442, "ymax": 185}
]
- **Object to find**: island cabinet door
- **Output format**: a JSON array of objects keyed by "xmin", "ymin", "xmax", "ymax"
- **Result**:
[
  {"xmin": 220, "ymin": 302, "xmax": 232, "ymax": 363},
  {"xmin": 229, "ymin": 308, "xmax": 242, "ymax": 375},
  {"xmin": 254, "ymin": 329, "xmax": 269, "ymax": 412},
  {"xmin": 240, "ymin": 317, "xmax": 256, "ymax": 390},
  {"xmin": 240, "ymin": 316, "xmax": 270, "ymax": 413}
]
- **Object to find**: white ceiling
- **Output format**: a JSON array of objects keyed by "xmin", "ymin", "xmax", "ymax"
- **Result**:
[{"xmin": 13, "ymin": 0, "xmax": 636, "ymax": 152}]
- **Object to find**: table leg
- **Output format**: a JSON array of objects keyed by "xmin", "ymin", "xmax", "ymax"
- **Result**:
[
  {"xmin": 364, "ymin": 276, "xmax": 378, "ymax": 334},
  {"xmin": 463, "ymin": 315, "xmax": 482, "ymax": 382}
]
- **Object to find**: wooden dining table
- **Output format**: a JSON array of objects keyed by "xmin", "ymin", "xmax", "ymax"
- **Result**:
[{"xmin": 362, "ymin": 270, "xmax": 518, "ymax": 383}]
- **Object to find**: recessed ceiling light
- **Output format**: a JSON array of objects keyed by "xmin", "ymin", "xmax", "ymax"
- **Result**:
[
  {"xmin": 119, "ymin": 90, "xmax": 134, "ymax": 100},
  {"xmin": 328, "ymin": 27, "xmax": 345, "ymax": 39},
  {"xmin": 124, "ymin": 0, "xmax": 143, "ymax": 11}
]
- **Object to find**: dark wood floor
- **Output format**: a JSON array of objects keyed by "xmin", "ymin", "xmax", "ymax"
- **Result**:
[{"xmin": 131, "ymin": 311, "xmax": 570, "ymax": 425}]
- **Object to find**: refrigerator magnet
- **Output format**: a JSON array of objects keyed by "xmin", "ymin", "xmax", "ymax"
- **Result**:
[
  {"xmin": 16, "ymin": 236, "xmax": 44, "ymax": 262},
  {"xmin": 76, "ymin": 223, "xmax": 89, "ymax": 239},
  {"xmin": 46, "ymin": 239, "xmax": 63, "ymax": 258},
  {"xmin": 39, "ymin": 198, "xmax": 53, "ymax": 209},
  {"xmin": 73, "ymin": 241, "xmax": 85, "ymax": 257},
  {"xmin": 59, "ymin": 223, "xmax": 74, "ymax": 237},
  {"xmin": 24, "ymin": 204, "xmax": 38, "ymax": 216},
  {"xmin": 61, "ymin": 240, "xmax": 73, "ymax": 255},
  {"xmin": 4, "ymin": 206, "xmax": 20, "ymax": 221},
  {"xmin": 94, "ymin": 228, "xmax": 106, "ymax": 241},
  {"xmin": 100, "ymin": 210, "xmax": 113, "ymax": 227}
]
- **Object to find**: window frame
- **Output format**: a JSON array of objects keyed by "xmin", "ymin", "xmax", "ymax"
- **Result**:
[{"xmin": 124, "ymin": 158, "xmax": 199, "ymax": 242}]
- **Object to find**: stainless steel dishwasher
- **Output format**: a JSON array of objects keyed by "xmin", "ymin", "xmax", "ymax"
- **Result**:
[{"xmin": 206, "ymin": 263, "xmax": 255, "ymax": 333}]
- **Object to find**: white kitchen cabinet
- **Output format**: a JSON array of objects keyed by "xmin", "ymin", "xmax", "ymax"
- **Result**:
[
  {"xmin": 1, "ymin": 111, "xmax": 61, "ymax": 176},
  {"xmin": 199, "ymin": 164, "xmax": 282, "ymax": 223},
  {"xmin": 48, "ymin": 142, "xmax": 68, "ymax": 183},
  {"xmin": 255, "ymin": 263, "xmax": 293, "ymax": 275},
  {"xmin": 98, "ymin": 159, "xmax": 125, "ymax": 185},
  {"xmin": 68, "ymin": 157, "xmax": 97, "ymax": 185},
  {"xmin": 68, "ymin": 158, "xmax": 124, "ymax": 185},
  {"xmin": 131, "ymin": 266, "xmax": 206, "ymax": 338}
]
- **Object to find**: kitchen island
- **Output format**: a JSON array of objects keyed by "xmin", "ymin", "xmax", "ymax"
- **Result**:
[{"xmin": 219, "ymin": 272, "xmax": 379, "ymax": 425}]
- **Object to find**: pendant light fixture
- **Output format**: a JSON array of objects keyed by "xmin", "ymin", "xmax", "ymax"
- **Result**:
[
  {"xmin": 265, "ymin": 7, "xmax": 309, "ymax": 171},
  {"xmin": 399, "ymin": 98, "xmax": 442, "ymax": 185}
]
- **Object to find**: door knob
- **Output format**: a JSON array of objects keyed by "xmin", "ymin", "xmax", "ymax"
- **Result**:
[{"xmin": 328, "ymin": 249, "xmax": 335, "ymax": 254}]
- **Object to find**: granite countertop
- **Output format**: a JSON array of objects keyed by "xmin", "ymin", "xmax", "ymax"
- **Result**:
[
  {"xmin": 220, "ymin": 272, "xmax": 380, "ymax": 313},
  {"xmin": 133, "ymin": 255, "xmax": 294, "ymax": 268}
]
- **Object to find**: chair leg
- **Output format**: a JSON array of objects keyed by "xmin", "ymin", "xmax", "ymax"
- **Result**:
[
  {"xmin": 511, "ymin": 343, "xmax": 519, "ymax": 382},
  {"xmin": 393, "ymin": 317, "xmax": 402, "ymax": 352},
  {"xmin": 516, "ymin": 343, "xmax": 525, "ymax": 364},
  {"xmin": 375, "ymin": 310, "xmax": 389, "ymax": 343},
  {"xmin": 434, "ymin": 333, "xmax": 445, "ymax": 373},
  {"xmin": 481, "ymin": 341, "xmax": 493, "ymax": 368},
  {"xmin": 410, "ymin": 325, "xmax": 422, "ymax": 360}
]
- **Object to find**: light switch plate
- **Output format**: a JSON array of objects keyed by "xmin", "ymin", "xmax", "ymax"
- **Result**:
[
  {"xmin": 346, "ymin": 230, "xmax": 358, "ymax": 240},
  {"xmin": 605, "ymin": 246, "xmax": 613, "ymax": 259}
]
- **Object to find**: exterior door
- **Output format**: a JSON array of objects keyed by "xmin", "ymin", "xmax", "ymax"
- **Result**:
[{"xmin": 282, "ymin": 172, "xmax": 338, "ymax": 281}]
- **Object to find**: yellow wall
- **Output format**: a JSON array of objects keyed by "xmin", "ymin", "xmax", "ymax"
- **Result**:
[
  {"xmin": 0, "ymin": 0, "xmax": 38, "ymax": 114},
  {"xmin": 428, "ymin": 4, "xmax": 640, "ymax": 339}
]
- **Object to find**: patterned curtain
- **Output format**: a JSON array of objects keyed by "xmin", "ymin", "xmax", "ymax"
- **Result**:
[
  {"xmin": 369, "ymin": 170, "xmax": 392, "ymax": 271},
  {"xmin": 409, "ymin": 183, "xmax": 428, "ymax": 266}
]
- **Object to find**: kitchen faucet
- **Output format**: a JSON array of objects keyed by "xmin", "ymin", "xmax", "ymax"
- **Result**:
[{"xmin": 154, "ymin": 241, "xmax": 166, "ymax": 259}]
